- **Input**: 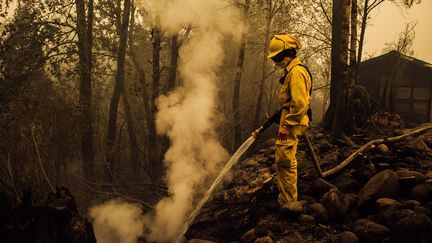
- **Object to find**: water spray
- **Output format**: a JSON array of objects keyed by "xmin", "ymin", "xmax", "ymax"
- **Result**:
[{"xmin": 174, "ymin": 109, "xmax": 283, "ymax": 242}]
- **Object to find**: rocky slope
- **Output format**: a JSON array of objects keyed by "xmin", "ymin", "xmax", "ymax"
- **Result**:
[{"xmin": 186, "ymin": 124, "xmax": 432, "ymax": 243}]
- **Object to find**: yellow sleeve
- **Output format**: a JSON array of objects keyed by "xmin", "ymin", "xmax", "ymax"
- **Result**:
[{"xmin": 282, "ymin": 67, "xmax": 309, "ymax": 127}]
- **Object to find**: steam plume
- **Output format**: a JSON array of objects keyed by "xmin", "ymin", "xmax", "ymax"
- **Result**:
[
  {"xmin": 89, "ymin": 1, "xmax": 243, "ymax": 242},
  {"xmin": 89, "ymin": 200, "xmax": 145, "ymax": 243},
  {"xmin": 139, "ymin": 0, "xmax": 243, "ymax": 241}
]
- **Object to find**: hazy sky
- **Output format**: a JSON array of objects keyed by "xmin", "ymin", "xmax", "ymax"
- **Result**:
[{"xmin": 363, "ymin": 0, "xmax": 432, "ymax": 63}]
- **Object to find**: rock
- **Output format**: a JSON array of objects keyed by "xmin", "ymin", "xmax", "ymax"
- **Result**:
[
  {"xmin": 398, "ymin": 176, "xmax": 418, "ymax": 192},
  {"xmin": 396, "ymin": 169, "xmax": 427, "ymax": 184},
  {"xmin": 352, "ymin": 219, "xmax": 391, "ymax": 242},
  {"xmin": 320, "ymin": 188, "xmax": 349, "ymax": 221},
  {"xmin": 187, "ymin": 240, "xmax": 215, "ymax": 243},
  {"xmin": 377, "ymin": 144, "xmax": 391, "ymax": 155},
  {"xmin": 406, "ymin": 137, "xmax": 429, "ymax": 152},
  {"xmin": 354, "ymin": 163, "xmax": 376, "ymax": 181},
  {"xmin": 311, "ymin": 178, "xmax": 336, "ymax": 197},
  {"xmin": 376, "ymin": 163, "xmax": 392, "ymax": 171},
  {"xmin": 333, "ymin": 231, "xmax": 359, "ymax": 243},
  {"xmin": 309, "ymin": 203, "xmax": 330, "ymax": 223},
  {"xmin": 242, "ymin": 158, "xmax": 260, "ymax": 168},
  {"xmin": 357, "ymin": 170, "xmax": 400, "ymax": 207},
  {"xmin": 392, "ymin": 210, "xmax": 432, "ymax": 242},
  {"xmin": 318, "ymin": 140, "xmax": 333, "ymax": 153},
  {"xmin": 376, "ymin": 198, "xmax": 400, "ymax": 208},
  {"xmin": 345, "ymin": 193, "xmax": 358, "ymax": 206},
  {"xmin": 280, "ymin": 230, "xmax": 304, "ymax": 243},
  {"xmin": 314, "ymin": 133, "xmax": 324, "ymax": 139},
  {"xmin": 425, "ymin": 170, "xmax": 432, "ymax": 179},
  {"xmin": 344, "ymin": 209, "xmax": 360, "ymax": 224},
  {"xmin": 297, "ymin": 214, "xmax": 315, "ymax": 225},
  {"xmin": 241, "ymin": 228, "xmax": 257, "ymax": 243},
  {"xmin": 400, "ymin": 200, "xmax": 421, "ymax": 209},
  {"xmin": 409, "ymin": 183, "xmax": 432, "ymax": 202},
  {"xmin": 255, "ymin": 236, "xmax": 273, "ymax": 243},
  {"xmin": 376, "ymin": 198, "xmax": 400, "ymax": 224},
  {"xmin": 414, "ymin": 205, "xmax": 428, "ymax": 215},
  {"xmin": 331, "ymin": 171, "xmax": 359, "ymax": 192},
  {"xmin": 404, "ymin": 156, "xmax": 419, "ymax": 165}
]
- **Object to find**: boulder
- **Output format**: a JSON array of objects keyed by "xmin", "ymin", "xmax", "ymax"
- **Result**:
[
  {"xmin": 376, "ymin": 163, "xmax": 391, "ymax": 171},
  {"xmin": 376, "ymin": 198, "xmax": 400, "ymax": 208},
  {"xmin": 396, "ymin": 169, "xmax": 427, "ymax": 184},
  {"xmin": 409, "ymin": 183, "xmax": 432, "ymax": 202},
  {"xmin": 331, "ymin": 171, "xmax": 359, "ymax": 192},
  {"xmin": 377, "ymin": 144, "xmax": 391, "ymax": 155},
  {"xmin": 354, "ymin": 163, "xmax": 376, "ymax": 182},
  {"xmin": 400, "ymin": 200, "xmax": 421, "ymax": 209},
  {"xmin": 314, "ymin": 132, "xmax": 325, "ymax": 139},
  {"xmin": 392, "ymin": 210, "xmax": 432, "ymax": 242},
  {"xmin": 357, "ymin": 170, "xmax": 400, "ymax": 207},
  {"xmin": 425, "ymin": 170, "xmax": 432, "ymax": 179},
  {"xmin": 255, "ymin": 236, "xmax": 273, "ymax": 243},
  {"xmin": 297, "ymin": 214, "xmax": 315, "ymax": 225},
  {"xmin": 311, "ymin": 178, "xmax": 336, "ymax": 197},
  {"xmin": 309, "ymin": 203, "xmax": 330, "ymax": 223},
  {"xmin": 280, "ymin": 230, "xmax": 304, "ymax": 243},
  {"xmin": 352, "ymin": 219, "xmax": 391, "ymax": 242},
  {"xmin": 376, "ymin": 198, "xmax": 400, "ymax": 224},
  {"xmin": 398, "ymin": 176, "xmax": 418, "ymax": 192},
  {"xmin": 187, "ymin": 240, "xmax": 215, "ymax": 243},
  {"xmin": 320, "ymin": 188, "xmax": 349, "ymax": 221},
  {"xmin": 241, "ymin": 228, "xmax": 257, "ymax": 243},
  {"xmin": 332, "ymin": 231, "xmax": 359, "ymax": 243}
]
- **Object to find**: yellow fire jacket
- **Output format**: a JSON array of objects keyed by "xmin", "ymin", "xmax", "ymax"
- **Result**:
[{"xmin": 278, "ymin": 57, "xmax": 311, "ymax": 128}]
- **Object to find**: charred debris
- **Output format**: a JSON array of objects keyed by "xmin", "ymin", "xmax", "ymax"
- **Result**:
[{"xmin": 185, "ymin": 112, "xmax": 432, "ymax": 243}]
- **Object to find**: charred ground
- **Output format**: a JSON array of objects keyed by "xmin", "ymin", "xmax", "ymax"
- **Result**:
[{"xmin": 186, "ymin": 120, "xmax": 432, "ymax": 243}]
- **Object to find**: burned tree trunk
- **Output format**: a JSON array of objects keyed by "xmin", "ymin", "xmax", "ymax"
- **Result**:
[
  {"xmin": 128, "ymin": 7, "xmax": 152, "ymax": 176},
  {"xmin": 122, "ymin": 92, "xmax": 141, "ymax": 178},
  {"xmin": 167, "ymin": 34, "xmax": 179, "ymax": 93},
  {"xmin": 232, "ymin": 0, "xmax": 249, "ymax": 150},
  {"xmin": 357, "ymin": 0, "xmax": 368, "ymax": 68},
  {"xmin": 75, "ymin": 0, "xmax": 95, "ymax": 179},
  {"xmin": 349, "ymin": 0, "xmax": 358, "ymax": 82},
  {"xmin": 106, "ymin": 0, "xmax": 131, "ymax": 182},
  {"xmin": 254, "ymin": 1, "xmax": 272, "ymax": 128},
  {"xmin": 159, "ymin": 33, "xmax": 180, "ymax": 162},
  {"xmin": 149, "ymin": 25, "xmax": 163, "ymax": 176},
  {"xmin": 323, "ymin": 0, "xmax": 353, "ymax": 142}
]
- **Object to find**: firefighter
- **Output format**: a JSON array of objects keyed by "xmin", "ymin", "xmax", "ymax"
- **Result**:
[{"xmin": 268, "ymin": 34, "xmax": 311, "ymax": 212}]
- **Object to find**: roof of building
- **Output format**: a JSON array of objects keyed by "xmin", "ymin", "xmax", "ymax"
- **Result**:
[{"xmin": 361, "ymin": 50, "xmax": 432, "ymax": 70}]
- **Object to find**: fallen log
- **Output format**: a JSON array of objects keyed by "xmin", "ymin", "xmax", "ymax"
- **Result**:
[{"xmin": 323, "ymin": 125, "xmax": 432, "ymax": 178}]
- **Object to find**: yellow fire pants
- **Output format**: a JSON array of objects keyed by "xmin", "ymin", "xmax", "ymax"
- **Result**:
[{"xmin": 275, "ymin": 125, "xmax": 307, "ymax": 206}]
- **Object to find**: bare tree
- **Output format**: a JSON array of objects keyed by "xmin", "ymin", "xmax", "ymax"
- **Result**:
[
  {"xmin": 384, "ymin": 22, "xmax": 417, "ymax": 55},
  {"xmin": 322, "ymin": 0, "xmax": 353, "ymax": 142},
  {"xmin": 254, "ymin": 0, "xmax": 286, "ymax": 128},
  {"xmin": 106, "ymin": 0, "xmax": 131, "ymax": 182},
  {"xmin": 232, "ymin": 0, "xmax": 250, "ymax": 149},
  {"xmin": 75, "ymin": 0, "xmax": 95, "ymax": 179}
]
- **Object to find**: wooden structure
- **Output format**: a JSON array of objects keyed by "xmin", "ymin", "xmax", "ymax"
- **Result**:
[{"xmin": 359, "ymin": 50, "xmax": 432, "ymax": 125}]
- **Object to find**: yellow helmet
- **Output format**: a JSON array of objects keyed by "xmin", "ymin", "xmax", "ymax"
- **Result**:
[{"xmin": 268, "ymin": 34, "xmax": 302, "ymax": 59}]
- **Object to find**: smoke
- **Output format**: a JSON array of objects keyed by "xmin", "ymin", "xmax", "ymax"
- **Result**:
[
  {"xmin": 89, "ymin": 199, "xmax": 145, "ymax": 243},
  {"xmin": 138, "ymin": 0, "xmax": 244, "ymax": 241},
  {"xmin": 89, "ymin": 1, "xmax": 244, "ymax": 242}
]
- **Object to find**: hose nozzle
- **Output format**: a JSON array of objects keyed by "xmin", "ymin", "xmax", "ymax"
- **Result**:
[
  {"xmin": 251, "ymin": 126, "xmax": 264, "ymax": 139},
  {"xmin": 251, "ymin": 109, "xmax": 281, "ymax": 140}
]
